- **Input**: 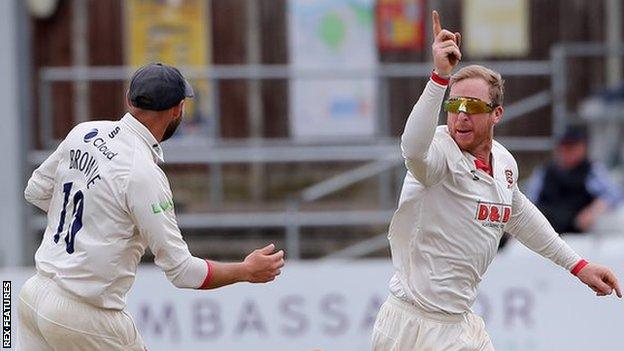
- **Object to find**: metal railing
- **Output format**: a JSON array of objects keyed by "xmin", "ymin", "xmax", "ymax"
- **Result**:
[
  {"xmin": 551, "ymin": 44, "xmax": 624, "ymax": 167},
  {"xmin": 551, "ymin": 43, "xmax": 624, "ymax": 135},
  {"xmin": 32, "ymin": 60, "xmax": 563, "ymax": 259},
  {"xmin": 285, "ymin": 158, "xmax": 402, "ymax": 259},
  {"xmin": 38, "ymin": 61, "xmax": 553, "ymax": 147}
]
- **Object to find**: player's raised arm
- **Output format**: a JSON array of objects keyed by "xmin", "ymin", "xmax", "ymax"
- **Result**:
[{"xmin": 400, "ymin": 10, "xmax": 461, "ymax": 185}]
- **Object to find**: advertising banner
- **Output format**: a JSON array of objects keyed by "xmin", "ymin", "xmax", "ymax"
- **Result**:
[
  {"xmin": 2, "ymin": 237, "xmax": 624, "ymax": 350},
  {"xmin": 288, "ymin": 0, "xmax": 378, "ymax": 139},
  {"xmin": 463, "ymin": 0, "xmax": 530, "ymax": 57},
  {"xmin": 125, "ymin": 0, "xmax": 212, "ymax": 138},
  {"xmin": 376, "ymin": 0, "xmax": 425, "ymax": 51}
]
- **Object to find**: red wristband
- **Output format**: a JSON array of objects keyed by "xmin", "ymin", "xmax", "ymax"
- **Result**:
[
  {"xmin": 431, "ymin": 70, "xmax": 450, "ymax": 86},
  {"xmin": 199, "ymin": 260, "xmax": 213, "ymax": 289},
  {"xmin": 571, "ymin": 259, "xmax": 589, "ymax": 276}
]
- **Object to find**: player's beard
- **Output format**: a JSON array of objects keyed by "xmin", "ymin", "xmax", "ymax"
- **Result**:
[{"xmin": 162, "ymin": 114, "xmax": 182, "ymax": 142}]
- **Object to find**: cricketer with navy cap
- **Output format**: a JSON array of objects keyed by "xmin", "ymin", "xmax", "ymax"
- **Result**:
[{"xmin": 18, "ymin": 63, "xmax": 285, "ymax": 350}]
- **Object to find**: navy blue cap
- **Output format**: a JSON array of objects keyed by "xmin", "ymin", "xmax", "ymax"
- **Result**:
[
  {"xmin": 558, "ymin": 125, "xmax": 588, "ymax": 145},
  {"xmin": 129, "ymin": 63, "xmax": 194, "ymax": 111}
]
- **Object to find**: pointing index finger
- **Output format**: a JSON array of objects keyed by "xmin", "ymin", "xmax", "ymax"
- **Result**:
[
  {"xmin": 609, "ymin": 275, "xmax": 622, "ymax": 298},
  {"xmin": 432, "ymin": 10, "xmax": 442, "ymax": 38}
]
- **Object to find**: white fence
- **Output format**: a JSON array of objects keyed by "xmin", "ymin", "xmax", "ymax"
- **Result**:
[{"xmin": 2, "ymin": 236, "xmax": 624, "ymax": 350}]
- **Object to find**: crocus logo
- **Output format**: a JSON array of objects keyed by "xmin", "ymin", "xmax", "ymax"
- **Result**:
[{"xmin": 84, "ymin": 128, "xmax": 99, "ymax": 143}]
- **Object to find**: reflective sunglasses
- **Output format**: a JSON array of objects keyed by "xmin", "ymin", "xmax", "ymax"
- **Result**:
[{"xmin": 443, "ymin": 97, "xmax": 497, "ymax": 115}]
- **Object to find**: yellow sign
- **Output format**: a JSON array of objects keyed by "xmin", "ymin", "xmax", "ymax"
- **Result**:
[
  {"xmin": 126, "ymin": 0, "xmax": 211, "ymax": 133},
  {"xmin": 126, "ymin": 0, "xmax": 209, "ymax": 66},
  {"xmin": 463, "ymin": 0, "xmax": 529, "ymax": 57}
]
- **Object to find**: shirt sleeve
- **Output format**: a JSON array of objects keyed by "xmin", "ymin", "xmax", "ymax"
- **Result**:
[
  {"xmin": 586, "ymin": 163, "xmax": 623, "ymax": 208},
  {"xmin": 125, "ymin": 154, "xmax": 208, "ymax": 289},
  {"xmin": 24, "ymin": 140, "xmax": 66, "ymax": 212},
  {"xmin": 401, "ymin": 79, "xmax": 449, "ymax": 186},
  {"xmin": 506, "ymin": 185, "xmax": 581, "ymax": 271}
]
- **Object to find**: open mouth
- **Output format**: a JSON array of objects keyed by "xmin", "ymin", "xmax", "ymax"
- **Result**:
[{"xmin": 456, "ymin": 129, "xmax": 472, "ymax": 136}]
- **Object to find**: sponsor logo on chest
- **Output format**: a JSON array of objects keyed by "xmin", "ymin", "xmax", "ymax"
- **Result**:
[
  {"xmin": 475, "ymin": 200, "xmax": 512, "ymax": 229},
  {"xmin": 83, "ymin": 128, "xmax": 118, "ymax": 160}
]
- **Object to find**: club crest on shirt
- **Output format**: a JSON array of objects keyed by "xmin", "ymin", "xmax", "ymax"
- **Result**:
[
  {"xmin": 475, "ymin": 200, "xmax": 512, "ymax": 229},
  {"xmin": 504, "ymin": 169, "xmax": 514, "ymax": 188}
]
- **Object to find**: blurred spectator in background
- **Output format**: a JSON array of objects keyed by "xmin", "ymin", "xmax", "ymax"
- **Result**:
[
  {"xmin": 579, "ymin": 82, "xmax": 624, "ymax": 167},
  {"xmin": 526, "ymin": 125, "xmax": 623, "ymax": 234}
]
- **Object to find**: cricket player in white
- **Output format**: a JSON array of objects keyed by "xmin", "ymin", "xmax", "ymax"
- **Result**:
[
  {"xmin": 18, "ymin": 63, "xmax": 285, "ymax": 350},
  {"xmin": 371, "ymin": 11, "xmax": 622, "ymax": 350}
]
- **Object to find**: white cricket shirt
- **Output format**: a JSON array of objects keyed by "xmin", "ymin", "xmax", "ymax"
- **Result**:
[
  {"xmin": 388, "ymin": 79, "xmax": 581, "ymax": 315},
  {"xmin": 25, "ymin": 113, "xmax": 208, "ymax": 310}
]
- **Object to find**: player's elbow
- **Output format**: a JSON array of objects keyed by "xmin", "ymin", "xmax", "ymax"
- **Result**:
[
  {"xmin": 24, "ymin": 190, "xmax": 34, "ymax": 204},
  {"xmin": 165, "ymin": 266, "xmax": 194, "ymax": 289},
  {"xmin": 164, "ymin": 256, "xmax": 208, "ymax": 289},
  {"xmin": 24, "ymin": 183, "xmax": 36, "ymax": 203},
  {"xmin": 169, "ymin": 275, "xmax": 192, "ymax": 289},
  {"xmin": 24, "ymin": 179, "xmax": 44, "ymax": 203},
  {"xmin": 165, "ymin": 268, "xmax": 195, "ymax": 289},
  {"xmin": 24, "ymin": 186, "xmax": 51, "ymax": 212},
  {"xmin": 24, "ymin": 188, "xmax": 40, "ymax": 208}
]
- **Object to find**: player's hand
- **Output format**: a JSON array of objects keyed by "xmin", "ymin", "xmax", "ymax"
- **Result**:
[
  {"xmin": 243, "ymin": 243, "xmax": 285, "ymax": 283},
  {"xmin": 431, "ymin": 10, "xmax": 461, "ymax": 77},
  {"xmin": 576, "ymin": 263, "xmax": 622, "ymax": 298}
]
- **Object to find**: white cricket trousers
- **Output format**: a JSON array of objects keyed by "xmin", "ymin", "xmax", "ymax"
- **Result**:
[
  {"xmin": 17, "ymin": 274, "xmax": 146, "ymax": 351},
  {"xmin": 371, "ymin": 295, "xmax": 495, "ymax": 351}
]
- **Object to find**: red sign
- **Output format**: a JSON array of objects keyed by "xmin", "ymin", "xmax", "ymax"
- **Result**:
[{"xmin": 376, "ymin": 0, "xmax": 425, "ymax": 51}]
